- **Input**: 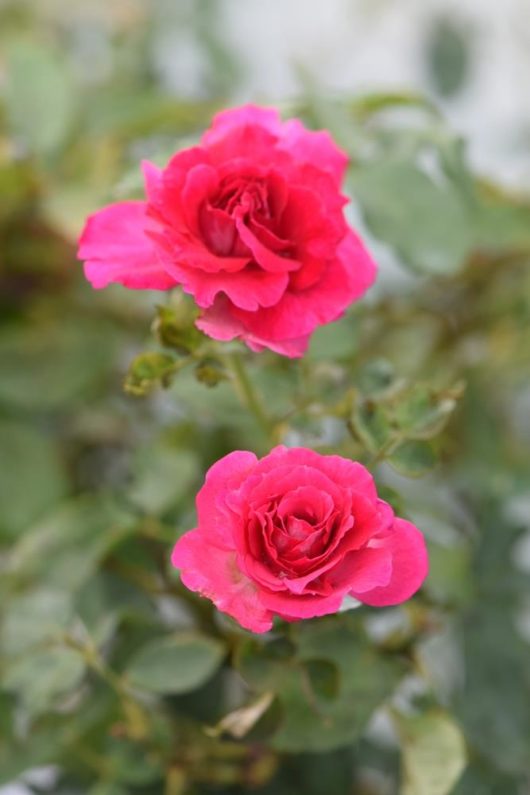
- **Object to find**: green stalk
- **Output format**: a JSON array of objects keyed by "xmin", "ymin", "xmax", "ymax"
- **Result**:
[{"xmin": 227, "ymin": 352, "xmax": 275, "ymax": 442}]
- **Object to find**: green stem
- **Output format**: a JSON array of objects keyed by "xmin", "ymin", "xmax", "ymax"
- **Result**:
[
  {"xmin": 63, "ymin": 633, "xmax": 150, "ymax": 740},
  {"xmin": 227, "ymin": 352, "xmax": 274, "ymax": 441},
  {"xmin": 367, "ymin": 433, "xmax": 402, "ymax": 468}
]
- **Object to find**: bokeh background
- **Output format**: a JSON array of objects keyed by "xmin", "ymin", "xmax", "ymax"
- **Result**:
[{"xmin": 1, "ymin": 1, "xmax": 530, "ymax": 794}]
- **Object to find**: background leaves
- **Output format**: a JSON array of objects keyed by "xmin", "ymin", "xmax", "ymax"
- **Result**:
[{"xmin": 1, "ymin": 2, "xmax": 529, "ymax": 793}]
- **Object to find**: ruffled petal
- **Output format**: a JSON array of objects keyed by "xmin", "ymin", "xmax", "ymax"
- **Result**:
[
  {"xmin": 196, "ymin": 302, "xmax": 312, "ymax": 358},
  {"xmin": 78, "ymin": 201, "xmax": 174, "ymax": 290},
  {"xmin": 201, "ymin": 104, "xmax": 281, "ymax": 146},
  {"xmin": 279, "ymin": 118, "xmax": 348, "ymax": 185},
  {"xmin": 196, "ymin": 451, "xmax": 258, "ymax": 543},
  {"xmin": 231, "ymin": 228, "xmax": 377, "ymax": 342},
  {"xmin": 172, "ymin": 531, "xmax": 273, "ymax": 633},
  {"xmin": 329, "ymin": 546, "xmax": 392, "ymax": 594},
  {"xmin": 235, "ymin": 216, "xmax": 300, "ymax": 274},
  {"xmin": 353, "ymin": 519, "xmax": 429, "ymax": 606},
  {"xmin": 165, "ymin": 258, "xmax": 289, "ymax": 310},
  {"xmin": 258, "ymin": 587, "xmax": 344, "ymax": 621}
]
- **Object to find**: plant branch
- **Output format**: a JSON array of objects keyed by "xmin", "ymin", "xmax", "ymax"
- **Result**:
[{"xmin": 227, "ymin": 351, "xmax": 275, "ymax": 442}]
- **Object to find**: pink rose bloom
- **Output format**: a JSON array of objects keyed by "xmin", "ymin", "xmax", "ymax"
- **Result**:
[
  {"xmin": 78, "ymin": 105, "xmax": 376, "ymax": 357},
  {"xmin": 172, "ymin": 446, "xmax": 428, "ymax": 633}
]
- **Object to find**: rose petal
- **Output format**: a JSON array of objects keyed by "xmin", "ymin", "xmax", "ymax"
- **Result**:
[
  {"xmin": 172, "ymin": 530, "xmax": 273, "ymax": 633},
  {"xmin": 329, "ymin": 546, "xmax": 393, "ymax": 593},
  {"xmin": 200, "ymin": 205, "xmax": 237, "ymax": 256},
  {"xmin": 231, "ymin": 229, "xmax": 377, "ymax": 342},
  {"xmin": 352, "ymin": 519, "xmax": 429, "ymax": 606},
  {"xmin": 258, "ymin": 587, "xmax": 344, "ymax": 621},
  {"xmin": 235, "ymin": 215, "xmax": 300, "ymax": 274},
  {"xmin": 150, "ymin": 147, "xmax": 211, "ymax": 232},
  {"xmin": 202, "ymin": 105, "xmax": 282, "ymax": 162},
  {"xmin": 244, "ymin": 333, "xmax": 311, "ymax": 358},
  {"xmin": 142, "ymin": 160, "xmax": 163, "ymax": 200},
  {"xmin": 165, "ymin": 258, "xmax": 289, "ymax": 310},
  {"xmin": 279, "ymin": 118, "xmax": 348, "ymax": 185},
  {"xmin": 196, "ymin": 450, "xmax": 258, "ymax": 545},
  {"xmin": 181, "ymin": 164, "xmax": 220, "ymax": 236},
  {"xmin": 78, "ymin": 201, "xmax": 174, "ymax": 290}
]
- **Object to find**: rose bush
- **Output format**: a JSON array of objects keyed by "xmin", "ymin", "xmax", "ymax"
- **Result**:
[
  {"xmin": 78, "ymin": 105, "xmax": 376, "ymax": 356},
  {"xmin": 172, "ymin": 446, "xmax": 428, "ymax": 632}
]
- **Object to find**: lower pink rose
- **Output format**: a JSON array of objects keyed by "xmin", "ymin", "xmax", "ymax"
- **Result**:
[{"xmin": 172, "ymin": 446, "xmax": 428, "ymax": 633}]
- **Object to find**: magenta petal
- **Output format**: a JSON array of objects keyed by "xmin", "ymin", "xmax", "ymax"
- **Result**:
[
  {"xmin": 337, "ymin": 227, "xmax": 378, "ymax": 302},
  {"xmin": 354, "ymin": 519, "xmax": 429, "ymax": 607},
  {"xmin": 181, "ymin": 164, "xmax": 219, "ymax": 235},
  {"xmin": 231, "ymin": 231, "xmax": 376, "ymax": 343},
  {"xmin": 196, "ymin": 451, "xmax": 258, "ymax": 542},
  {"xmin": 168, "ymin": 260, "xmax": 289, "ymax": 311},
  {"xmin": 78, "ymin": 201, "xmax": 174, "ymax": 290},
  {"xmin": 331, "ymin": 546, "xmax": 392, "ymax": 594},
  {"xmin": 280, "ymin": 119, "xmax": 348, "ymax": 185},
  {"xmin": 203, "ymin": 104, "xmax": 281, "ymax": 144},
  {"xmin": 195, "ymin": 298, "xmax": 244, "ymax": 342},
  {"xmin": 202, "ymin": 112, "xmax": 281, "ymax": 163},
  {"xmin": 172, "ymin": 530, "xmax": 273, "ymax": 633},
  {"xmin": 142, "ymin": 160, "xmax": 163, "ymax": 201},
  {"xmin": 196, "ymin": 303, "xmax": 312, "ymax": 358},
  {"xmin": 258, "ymin": 588, "xmax": 343, "ymax": 621},
  {"xmin": 254, "ymin": 334, "xmax": 311, "ymax": 358},
  {"xmin": 235, "ymin": 216, "xmax": 300, "ymax": 274}
]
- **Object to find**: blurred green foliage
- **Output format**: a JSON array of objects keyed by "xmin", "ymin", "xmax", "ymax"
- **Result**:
[{"xmin": 1, "ymin": 2, "xmax": 530, "ymax": 794}]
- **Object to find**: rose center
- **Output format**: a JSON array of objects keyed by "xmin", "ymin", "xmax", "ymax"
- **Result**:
[{"xmin": 213, "ymin": 176, "xmax": 270, "ymax": 219}]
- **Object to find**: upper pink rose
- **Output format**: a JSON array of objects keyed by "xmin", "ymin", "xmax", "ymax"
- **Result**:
[
  {"xmin": 78, "ymin": 105, "xmax": 377, "ymax": 357},
  {"xmin": 172, "ymin": 446, "xmax": 428, "ymax": 633}
]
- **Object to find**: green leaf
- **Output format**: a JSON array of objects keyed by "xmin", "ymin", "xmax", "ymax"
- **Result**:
[
  {"xmin": 0, "ymin": 693, "xmax": 15, "ymax": 741},
  {"xmin": 393, "ymin": 384, "xmax": 462, "ymax": 440},
  {"xmin": 1, "ymin": 587, "xmax": 73, "ymax": 655},
  {"xmin": 6, "ymin": 40, "xmax": 76, "ymax": 154},
  {"xmin": 388, "ymin": 440, "xmax": 436, "ymax": 477},
  {"xmin": 395, "ymin": 384, "xmax": 462, "ymax": 439},
  {"xmin": 89, "ymin": 785, "xmax": 129, "ymax": 795},
  {"xmin": 303, "ymin": 659, "xmax": 340, "ymax": 701},
  {"xmin": 425, "ymin": 540, "xmax": 473, "ymax": 605},
  {"xmin": 74, "ymin": 572, "xmax": 154, "ymax": 649},
  {"xmin": 474, "ymin": 200, "xmax": 530, "ymax": 252},
  {"xmin": 126, "ymin": 633, "xmax": 226, "ymax": 694},
  {"xmin": 128, "ymin": 443, "xmax": 199, "ymax": 515},
  {"xmin": 350, "ymin": 400, "xmax": 395, "ymax": 455},
  {"xmin": 0, "ymin": 419, "xmax": 67, "ymax": 539},
  {"xmin": 3, "ymin": 648, "xmax": 85, "ymax": 717},
  {"xmin": 394, "ymin": 710, "xmax": 467, "ymax": 795},
  {"xmin": 426, "ymin": 17, "xmax": 471, "ymax": 98},
  {"xmin": 451, "ymin": 761, "xmax": 521, "ymax": 795},
  {"xmin": 6, "ymin": 497, "xmax": 135, "ymax": 591},
  {"xmin": 350, "ymin": 379, "xmax": 461, "ymax": 464},
  {"xmin": 352, "ymin": 157, "xmax": 474, "ymax": 275},
  {"xmin": 307, "ymin": 314, "xmax": 359, "ymax": 360},
  {"xmin": 0, "ymin": 726, "xmax": 62, "ymax": 786},
  {"xmin": 455, "ymin": 606, "xmax": 530, "ymax": 774},
  {"xmin": 102, "ymin": 738, "xmax": 163, "ymax": 786},
  {"xmin": 0, "ymin": 321, "xmax": 119, "ymax": 412},
  {"xmin": 357, "ymin": 358, "xmax": 397, "ymax": 397},
  {"xmin": 237, "ymin": 616, "xmax": 404, "ymax": 752}
]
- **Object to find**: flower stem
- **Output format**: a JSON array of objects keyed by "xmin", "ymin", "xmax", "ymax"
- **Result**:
[{"xmin": 227, "ymin": 352, "xmax": 275, "ymax": 442}]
